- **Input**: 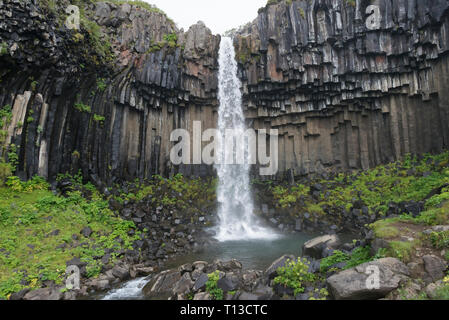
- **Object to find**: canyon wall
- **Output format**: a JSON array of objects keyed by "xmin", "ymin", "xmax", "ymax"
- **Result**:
[
  {"xmin": 0, "ymin": 0, "xmax": 220, "ymax": 185},
  {"xmin": 2, "ymin": 0, "xmax": 449, "ymax": 184},
  {"xmin": 235, "ymin": 0, "xmax": 449, "ymax": 178}
]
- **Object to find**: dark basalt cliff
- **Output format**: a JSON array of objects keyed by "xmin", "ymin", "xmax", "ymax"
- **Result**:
[
  {"xmin": 0, "ymin": 0, "xmax": 220, "ymax": 185},
  {"xmin": 234, "ymin": 0, "xmax": 449, "ymax": 178},
  {"xmin": 2, "ymin": 0, "xmax": 449, "ymax": 184}
]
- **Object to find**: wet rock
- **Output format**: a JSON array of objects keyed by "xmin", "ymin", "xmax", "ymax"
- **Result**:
[
  {"xmin": 143, "ymin": 270, "xmax": 182, "ymax": 298},
  {"xmin": 112, "ymin": 265, "xmax": 130, "ymax": 281}
]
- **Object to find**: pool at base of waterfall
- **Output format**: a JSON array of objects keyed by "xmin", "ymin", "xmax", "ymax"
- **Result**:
[{"xmin": 97, "ymin": 231, "xmax": 341, "ymax": 300}]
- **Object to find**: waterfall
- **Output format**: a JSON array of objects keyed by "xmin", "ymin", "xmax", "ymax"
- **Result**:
[{"xmin": 214, "ymin": 37, "xmax": 277, "ymax": 242}]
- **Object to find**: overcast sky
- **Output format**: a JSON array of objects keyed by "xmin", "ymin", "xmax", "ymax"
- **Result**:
[{"xmin": 144, "ymin": 0, "xmax": 267, "ymax": 34}]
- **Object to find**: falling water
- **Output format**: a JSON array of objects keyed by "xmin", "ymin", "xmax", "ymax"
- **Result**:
[{"xmin": 215, "ymin": 37, "xmax": 277, "ymax": 242}]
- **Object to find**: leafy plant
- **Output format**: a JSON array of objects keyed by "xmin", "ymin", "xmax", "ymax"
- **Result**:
[
  {"xmin": 273, "ymin": 258, "xmax": 316, "ymax": 295},
  {"xmin": 206, "ymin": 271, "xmax": 223, "ymax": 300},
  {"xmin": 74, "ymin": 103, "xmax": 91, "ymax": 113}
]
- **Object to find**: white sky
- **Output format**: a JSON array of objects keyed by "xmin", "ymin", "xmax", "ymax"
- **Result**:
[{"xmin": 144, "ymin": 0, "xmax": 267, "ymax": 34}]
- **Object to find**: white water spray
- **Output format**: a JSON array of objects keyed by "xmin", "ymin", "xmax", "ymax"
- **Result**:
[{"xmin": 215, "ymin": 37, "xmax": 277, "ymax": 242}]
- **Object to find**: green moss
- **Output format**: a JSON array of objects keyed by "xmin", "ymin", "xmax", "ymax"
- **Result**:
[
  {"xmin": 93, "ymin": 114, "xmax": 105, "ymax": 124},
  {"xmin": 370, "ymin": 219, "xmax": 401, "ymax": 239},
  {"xmin": 74, "ymin": 103, "xmax": 91, "ymax": 113}
]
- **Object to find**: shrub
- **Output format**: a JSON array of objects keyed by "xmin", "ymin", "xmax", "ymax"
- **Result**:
[
  {"xmin": 273, "ymin": 258, "xmax": 316, "ymax": 295},
  {"xmin": 206, "ymin": 271, "xmax": 223, "ymax": 300}
]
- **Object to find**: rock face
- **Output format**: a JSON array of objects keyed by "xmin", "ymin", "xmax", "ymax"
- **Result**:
[
  {"xmin": 2, "ymin": 0, "xmax": 449, "ymax": 183},
  {"xmin": 0, "ymin": 0, "xmax": 220, "ymax": 184},
  {"xmin": 326, "ymin": 258, "xmax": 410, "ymax": 300},
  {"xmin": 234, "ymin": 0, "xmax": 449, "ymax": 177}
]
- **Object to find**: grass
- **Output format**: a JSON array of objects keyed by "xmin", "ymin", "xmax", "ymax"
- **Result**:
[{"xmin": 0, "ymin": 175, "xmax": 140, "ymax": 300}]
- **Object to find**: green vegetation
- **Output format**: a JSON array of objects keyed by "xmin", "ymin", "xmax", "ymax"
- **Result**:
[
  {"xmin": 0, "ymin": 42, "xmax": 8, "ymax": 56},
  {"xmin": 113, "ymin": 173, "xmax": 217, "ymax": 213},
  {"xmin": 0, "ymin": 160, "xmax": 12, "ymax": 186},
  {"xmin": 320, "ymin": 246, "xmax": 375, "ymax": 273},
  {"xmin": 273, "ymin": 258, "xmax": 317, "ymax": 295},
  {"xmin": 0, "ymin": 173, "xmax": 140, "ymax": 300},
  {"xmin": 93, "ymin": 114, "xmax": 105, "ymax": 124},
  {"xmin": 96, "ymin": 78, "xmax": 107, "ymax": 92},
  {"xmin": 104, "ymin": 0, "xmax": 172, "ymax": 22},
  {"xmin": 74, "ymin": 102, "xmax": 92, "ymax": 113},
  {"xmin": 270, "ymin": 152, "xmax": 449, "ymax": 220},
  {"xmin": 345, "ymin": 0, "xmax": 356, "ymax": 7},
  {"xmin": 206, "ymin": 271, "xmax": 223, "ymax": 300},
  {"xmin": 0, "ymin": 104, "xmax": 12, "ymax": 146},
  {"xmin": 429, "ymin": 231, "xmax": 449, "ymax": 249},
  {"xmin": 147, "ymin": 33, "xmax": 180, "ymax": 53}
]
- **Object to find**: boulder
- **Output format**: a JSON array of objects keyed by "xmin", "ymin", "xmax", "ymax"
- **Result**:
[
  {"xmin": 112, "ymin": 265, "xmax": 130, "ymax": 281},
  {"xmin": 302, "ymin": 235, "xmax": 340, "ymax": 259},
  {"xmin": 264, "ymin": 255, "xmax": 295, "ymax": 280},
  {"xmin": 327, "ymin": 258, "xmax": 410, "ymax": 300},
  {"xmin": 142, "ymin": 269, "xmax": 182, "ymax": 297},
  {"xmin": 23, "ymin": 287, "xmax": 62, "ymax": 300},
  {"xmin": 217, "ymin": 274, "xmax": 239, "ymax": 292},
  {"xmin": 422, "ymin": 255, "xmax": 447, "ymax": 283},
  {"xmin": 193, "ymin": 273, "xmax": 209, "ymax": 292},
  {"xmin": 425, "ymin": 280, "xmax": 445, "ymax": 299},
  {"xmin": 172, "ymin": 273, "xmax": 194, "ymax": 295}
]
